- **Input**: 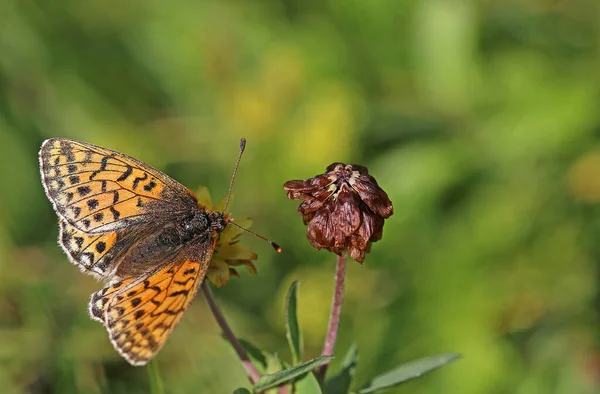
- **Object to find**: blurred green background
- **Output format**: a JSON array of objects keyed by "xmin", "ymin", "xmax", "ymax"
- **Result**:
[{"xmin": 2, "ymin": 0, "xmax": 600, "ymax": 393}]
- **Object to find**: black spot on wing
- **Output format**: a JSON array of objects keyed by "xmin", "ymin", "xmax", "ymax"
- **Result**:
[
  {"xmin": 89, "ymin": 155, "xmax": 110, "ymax": 180},
  {"xmin": 95, "ymin": 241, "xmax": 106, "ymax": 253},
  {"xmin": 116, "ymin": 165, "xmax": 133, "ymax": 182},
  {"xmin": 143, "ymin": 180, "xmax": 157, "ymax": 192},
  {"xmin": 72, "ymin": 206, "xmax": 82, "ymax": 218},
  {"xmin": 110, "ymin": 206, "xmax": 120, "ymax": 220},
  {"xmin": 74, "ymin": 237, "xmax": 84, "ymax": 248},
  {"xmin": 60, "ymin": 140, "xmax": 76, "ymax": 162},
  {"xmin": 169, "ymin": 289, "xmax": 190, "ymax": 297},
  {"xmin": 87, "ymin": 199, "xmax": 99, "ymax": 210},
  {"xmin": 77, "ymin": 185, "xmax": 91, "ymax": 197},
  {"xmin": 132, "ymin": 173, "xmax": 148, "ymax": 189},
  {"xmin": 82, "ymin": 251, "xmax": 95, "ymax": 265},
  {"xmin": 183, "ymin": 268, "xmax": 196, "ymax": 276}
]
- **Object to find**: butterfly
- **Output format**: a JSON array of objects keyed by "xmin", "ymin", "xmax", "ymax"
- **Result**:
[{"xmin": 39, "ymin": 137, "xmax": 279, "ymax": 366}]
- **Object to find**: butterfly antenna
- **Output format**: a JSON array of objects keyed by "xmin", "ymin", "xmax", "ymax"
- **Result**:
[
  {"xmin": 221, "ymin": 138, "xmax": 282, "ymax": 253},
  {"xmin": 222, "ymin": 138, "xmax": 246, "ymax": 213},
  {"xmin": 229, "ymin": 221, "xmax": 282, "ymax": 252}
]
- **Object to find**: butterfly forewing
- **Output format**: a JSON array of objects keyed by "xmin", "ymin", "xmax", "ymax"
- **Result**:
[
  {"xmin": 90, "ymin": 259, "xmax": 208, "ymax": 366},
  {"xmin": 39, "ymin": 138, "xmax": 198, "ymax": 234}
]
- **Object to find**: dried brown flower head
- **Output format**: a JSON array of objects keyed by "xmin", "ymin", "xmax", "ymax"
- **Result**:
[{"xmin": 284, "ymin": 163, "xmax": 393, "ymax": 263}]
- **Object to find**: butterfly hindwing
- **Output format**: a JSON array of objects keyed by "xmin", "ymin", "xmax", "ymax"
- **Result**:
[
  {"xmin": 89, "ymin": 277, "xmax": 138, "ymax": 323},
  {"xmin": 59, "ymin": 220, "xmax": 126, "ymax": 277},
  {"xmin": 89, "ymin": 259, "xmax": 208, "ymax": 366},
  {"xmin": 39, "ymin": 138, "xmax": 198, "ymax": 234}
]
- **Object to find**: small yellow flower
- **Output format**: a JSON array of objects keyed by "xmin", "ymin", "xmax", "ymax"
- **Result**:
[{"xmin": 196, "ymin": 186, "xmax": 258, "ymax": 287}]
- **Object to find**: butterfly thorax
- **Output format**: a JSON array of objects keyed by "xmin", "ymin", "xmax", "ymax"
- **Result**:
[
  {"xmin": 165, "ymin": 209, "xmax": 228, "ymax": 247},
  {"xmin": 114, "ymin": 210, "xmax": 227, "ymax": 278}
]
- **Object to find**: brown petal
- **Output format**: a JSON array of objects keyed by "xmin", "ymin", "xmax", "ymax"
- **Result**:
[
  {"xmin": 348, "ymin": 163, "xmax": 369, "ymax": 174},
  {"xmin": 306, "ymin": 209, "xmax": 331, "ymax": 250},
  {"xmin": 307, "ymin": 206, "xmax": 344, "ymax": 253},
  {"xmin": 299, "ymin": 199, "xmax": 325, "ymax": 217},
  {"xmin": 355, "ymin": 208, "xmax": 383, "ymax": 245},
  {"xmin": 347, "ymin": 242, "xmax": 366, "ymax": 263},
  {"xmin": 369, "ymin": 214, "xmax": 384, "ymax": 242},
  {"xmin": 326, "ymin": 162, "xmax": 346, "ymax": 172},
  {"xmin": 301, "ymin": 212, "xmax": 316, "ymax": 224},
  {"xmin": 353, "ymin": 177, "xmax": 393, "ymax": 218},
  {"xmin": 330, "ymin": 189, "xmax": 362, "ymax": 237},
  {"xmin": 297, "ymin": 188, "xmax": 332, "ymax": 216},
  {"xmin": 284, "ymin": 176, "xmax": 331, "ymax": 199},
  {"xmin": 350, "ymin": 230, "xmax": 368, "ymax": 253}
]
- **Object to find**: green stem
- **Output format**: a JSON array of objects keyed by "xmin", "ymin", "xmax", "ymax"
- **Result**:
[
  {"xmin": 202, "ymin": 281, "xmax": 262, "ymax": 384},
  {"xmin": 147, "ymin": 360, "xmax": 164, "ymax": 394},
  {"xmin": 317, "ymin": 252, "xmax": 347, "ymax": 379}
]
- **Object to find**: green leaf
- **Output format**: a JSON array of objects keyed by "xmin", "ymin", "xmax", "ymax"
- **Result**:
[
  {"xmin": 232, "ymin": 389, "xmax": 252, "ymax": 394},
  {"xmin": 253, "ymin": 356, "xmax": 334, "ymax": 392},
  {"xmin": 285, "ymin": 281, "xmax": 302, "ymax": 364},
  {"xmin": 325, "ymin": 344, "xmax": 359, "ymax": 394},
  {"xmin": 356, "ymin": 353, "xmax": 461, "ymax": 393},
  {"xmin": 147, "ymin": 360, "xmax": 164, "ymax": 394},
  {"xmin": 295, "ymin": 371, "xmax": 323, "ymax": 394},
  {"xmin": 266, "ymin": 352, "xmax": 288, "ymax": 374},
  {"xmin": 238, "ymin": 338, "xmax": 269, "ymax": 373}
]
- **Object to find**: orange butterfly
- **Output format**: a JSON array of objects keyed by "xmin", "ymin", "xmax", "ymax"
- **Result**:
[{"xmin": 39, "ymin": 138, "xmax": 278, "ymax": 366}]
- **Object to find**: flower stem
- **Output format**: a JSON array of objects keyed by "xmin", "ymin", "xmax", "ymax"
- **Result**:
[
  {"xmin": 317, "ymin": 252, "xmax": 347, "ymax": 379},
  {"xmin": 147, "ymin": 360, "xmax": 164, "ymax": 394},
  {"xmin": 201, "ymin": 282, "xmax": 262, "ymax": 385}
]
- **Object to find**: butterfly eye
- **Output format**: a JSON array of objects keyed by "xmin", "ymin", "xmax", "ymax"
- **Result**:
[
  {"xmin": 217, "ymin": 216, "xmax": 227, "ymax": 230},
  {"xmin": 182, "ymin": 219, "xmax": 194, "ymax": 232}
]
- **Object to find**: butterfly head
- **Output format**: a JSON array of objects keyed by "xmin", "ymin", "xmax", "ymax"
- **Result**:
[{"xmin": 208, "ymin": 210, "xmax": 231, "ymax": 238}]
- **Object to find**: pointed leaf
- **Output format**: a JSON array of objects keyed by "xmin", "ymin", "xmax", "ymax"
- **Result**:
[
  {"xmin": 325, "ymin": 344, "xmax": 359, "ymax": 394},
  {"xmin": 266, "ymin": 352, "xmax": 288, "ymax": 374},
  {"xmin": 238, "ymin": 338, "xmax": 269, "ymax": 373},
  {"xmin": 356, "ymin": 353, "xmax": 461, "ymax": 393},
  {"xmin": 295, "ymin": 371, "xmax": 323, "ymax": 394},
  {"xmin": 232, "ymin": 389, "xmax": 251, "ymax": 394},
  {"xmin": 286, "ymin": 281, "xmax": 302, "ymax": 364},
  {"xmin": 253, "ymin": 356, "xmax": 334, "ymax": 392}
]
